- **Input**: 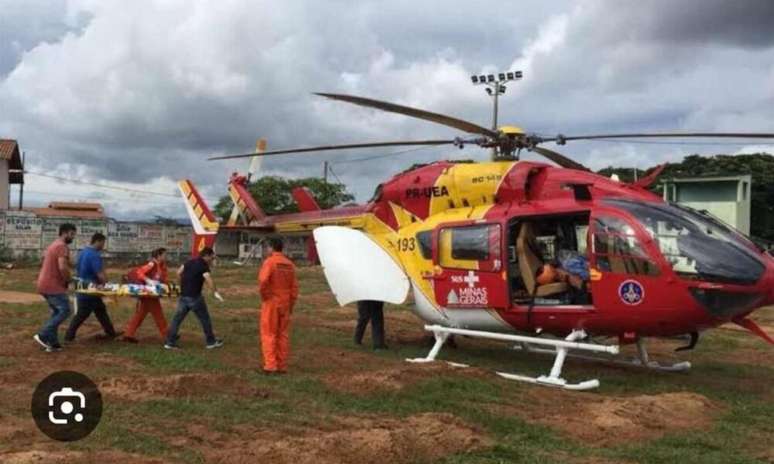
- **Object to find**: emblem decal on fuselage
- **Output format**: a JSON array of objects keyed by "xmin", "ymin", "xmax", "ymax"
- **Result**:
[
  {"xmin": 619, "ymin": 280, "xmax": 645, "ymax": 306},
  {"xmin": 448, "ymin": 271, "xmax": 489, "ymax": 307}
]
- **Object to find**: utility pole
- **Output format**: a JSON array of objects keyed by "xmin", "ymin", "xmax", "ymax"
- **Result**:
[
  {"xmin": 18, "ymin": 151, "xmax": 24, "ymax": 210},
  {"xmin": 471, "ymin": 71, "xmax": 522, "ymax": 159},
  {"xmin": 323, "ymin": 161, "xmax": 329, "ymax": 184}
]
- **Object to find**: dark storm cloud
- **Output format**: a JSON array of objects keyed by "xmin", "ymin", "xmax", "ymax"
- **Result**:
[
  {"xmin": 0, "ymin": 0, "xmax": 89, "ymax": 76},
  {"xmin": 647, "ymin": 0, "xmax": 774, "ymax": 49}
]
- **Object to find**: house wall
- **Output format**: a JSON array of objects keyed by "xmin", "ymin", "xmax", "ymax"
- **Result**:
[
  {"xmin": 0, "ymin": 159, "xmax": 8, "ymax": 210},
  {"xmin": 0, "ymin": 210, "xmax": 193, "ymax": 262}
]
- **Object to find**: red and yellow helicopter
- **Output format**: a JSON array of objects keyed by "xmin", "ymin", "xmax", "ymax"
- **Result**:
[{"xmin": 181, "ymin": 93, "xmax": 774, "ymax": 390}]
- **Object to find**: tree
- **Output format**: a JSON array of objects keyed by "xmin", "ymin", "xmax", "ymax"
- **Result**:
[{"xmin": 214, "ymin": 176, "xmax": 355, "ymax": 221}]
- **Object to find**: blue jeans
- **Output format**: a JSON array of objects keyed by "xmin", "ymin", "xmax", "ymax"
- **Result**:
[
  {"xmin": 165, "ymin": 296, "xmax": 216, "ymax": 345},
  {"xmin": 39, "ymin": 294, "xmax": 72, "ymax": 345}
]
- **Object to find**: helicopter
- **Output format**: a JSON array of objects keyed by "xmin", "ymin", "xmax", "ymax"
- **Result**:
[{"xmin": 187, "ymin": 93, "xmax": 774, "ymax": 390}]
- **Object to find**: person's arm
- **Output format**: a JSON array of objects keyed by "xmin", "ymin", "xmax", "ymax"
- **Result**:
[
  {"xmin": 258, "ymin": 260, "xmax": 273, "ymax": 298},
  {"xmin": 204, "ymin": 272, "xmax": 224, "ymax": 301},
  {"xmin": 136, "ymin": 261, "xmax": 157, "ymax": 285},
  {"xmin": 290, "ymin": 268, "xmax": 299, "ymax": 311},
  {"xmin": 177, "ymin": 265, "xmax": 184, "ymax": 278},
  {"xmin": 94, "ymin": 253, "xmax": 107, "ymax": 285},
  {"xmin": 58, "ymin": 248, "xmax": 71, "ymax": 283}
]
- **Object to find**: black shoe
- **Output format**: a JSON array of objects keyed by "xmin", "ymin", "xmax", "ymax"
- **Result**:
[
  {"xmin": 373, "ymin": 344, "xmax": 389, "ymax": 350},
  {"xmin": 50, "ymin": 343, "xmax": 63, "ymax": 352},
  {"xmin": 262, "ymin": 369, "xmax": 278, "ymax": 375}
]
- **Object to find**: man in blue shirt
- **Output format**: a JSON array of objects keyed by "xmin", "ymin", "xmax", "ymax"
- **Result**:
[{"xmin": 64, "ymin": 232, "xmax": 119, "ymax": 342}]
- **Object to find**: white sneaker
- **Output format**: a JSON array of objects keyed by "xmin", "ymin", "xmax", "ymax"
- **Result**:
[
  {"xmin": 206, "ymin": 339, "xmax": 224, "ymax": 349},
  {"xmin": 163, "ymin": 343, "xmax": 181, "ymax": 350},
  {"xmin": 33, "ymin": 334, "xmax": 53, "ymax": 351}
]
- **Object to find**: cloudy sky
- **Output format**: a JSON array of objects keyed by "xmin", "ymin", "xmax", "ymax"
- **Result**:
[{"xmin": 2, "ymin": 0, "xmax": 773, "ymax": 219}]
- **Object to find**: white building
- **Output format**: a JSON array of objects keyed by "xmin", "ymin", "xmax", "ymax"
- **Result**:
[{"xmin": 662, "ymin": 174, "xmax": 752, "ymax": 235}]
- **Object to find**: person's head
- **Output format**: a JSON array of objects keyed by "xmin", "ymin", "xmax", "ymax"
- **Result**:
[
  {"xmin": 199, "ymin": 247, "xmax": 216, "ymax": 264},
  {"xmin": 59, "ymin": 223, "xmax": 77, "ymax": 244},
  {"xmin": 264, "ymin": 237, "xmax": 284, "ymax": 253},
  {"xmin": 152, "ymin": 247, "xmax": 167, "ymax": 263},
  {"xmin": 90, "ymin": 232, "xmax": 106, "ymax": 251}
]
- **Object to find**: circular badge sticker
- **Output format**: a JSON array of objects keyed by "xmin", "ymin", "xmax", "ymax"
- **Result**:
[
  {"xmin": 618, "ymin": 280, "xmax": 645, "ymax": 306},
  {"xmin": 31, "ymin": 371, "xmax": 103, "ymax": 442}
]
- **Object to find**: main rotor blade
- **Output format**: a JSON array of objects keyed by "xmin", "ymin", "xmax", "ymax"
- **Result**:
[
  {"xmin": 543, "ymin": 132, "xmax": 774, "ymax": 144},
  {"xmin": 208, "ymin": 140, "xmax": 456, "ymax": 161},
  {"xmin": 315, "ymin": 93, "xmax": 499, "ymax": 138},
  {"xmin": 530, "ymin": 146, "xmax": 590, "ymax": 171}
]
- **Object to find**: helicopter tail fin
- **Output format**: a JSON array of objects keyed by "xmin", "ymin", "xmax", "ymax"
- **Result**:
[
  {"xmin": 292, "ymin": 187, "xmax": 321, "ymax": 212},
  {"xmin": 178, "ymin": 179, "xmax": 219, "ymax": 257},
  {"xmin": 634, "ymin": 163, "xmax": 667, "ymax": 189},
  {"xmin": 227, "ymin": 174, "xmax": 265, "ymax": 226}
]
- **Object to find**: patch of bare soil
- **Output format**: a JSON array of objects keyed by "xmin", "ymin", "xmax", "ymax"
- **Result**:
[
  {"xmin": 0, "ymin": 414, "xmax": 35, "ymax": 443},
  {"xmin": 521, "ymin": 390, "xmax": 720, "ymax": 446},
  {"xmin": 0, "ymin": 450, "xmax": 165, "ymax": 464},
  {"xmin": 321, "ymin": 362, "xmax": 480, "ymax": 394},
  {"xmin": 0, "ymin": 291, "xmax": 42, "ymax": 304},
  {"xmin": 222, "ymin": 306, "xmax": 257, "ymax": 317},
  {"xmin": 301, "ymin": 291, "xmax": 337, "ymax": 307},
  {"xmin": 221, "ymin": 285, "xmax": 257, "ymax": 297},
  {"xmin": 99, "ymin": 373, "xmax": 269, "ymax": 401},
  {"xmin": 202, "ymin": 413, "xmax": 489, "ymax": 464}
]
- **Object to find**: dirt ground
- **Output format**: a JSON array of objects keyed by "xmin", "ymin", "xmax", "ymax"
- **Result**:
[
  {"xmin": 1, "ymin": 264, "xmax": 772, "ymax": 463},
  {"xmin": 0, "ymin": 290, "xmax": 43, "ymax": 304}
]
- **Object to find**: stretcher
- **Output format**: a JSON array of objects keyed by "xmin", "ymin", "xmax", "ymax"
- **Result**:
[{"xmin": 74, "ymin": 281, "xmax": 180, "ymax": 298}]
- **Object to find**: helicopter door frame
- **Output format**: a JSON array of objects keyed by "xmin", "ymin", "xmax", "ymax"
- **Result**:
[
  {"xmin": 505, "ymin": 210, "xmax": 594, "ymax": 312},
  {"xmin": 588, "ymin": 205, "xmax": 672, "ymax": 312},
  {"xmin": 430, "ymin": 219, "xmax": 509, "ymax": 310}
]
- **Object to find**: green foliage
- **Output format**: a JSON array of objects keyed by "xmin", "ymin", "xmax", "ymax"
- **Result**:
[
  {"xmin": 214, "ymin": 175, "xmax": 355, "ymax": 221},
  {"xmin": 598, "ymin": 153, "xmax": 774, "ymax": 242}
]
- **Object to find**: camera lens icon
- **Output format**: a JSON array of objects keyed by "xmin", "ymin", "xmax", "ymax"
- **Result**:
[
  {"xmin": 48, "ymin": 387, "xmax": 86, "ymax": 425},
  {"xmin": 32, "ymin": 371, "xmax": 102, "ymax": 441}
]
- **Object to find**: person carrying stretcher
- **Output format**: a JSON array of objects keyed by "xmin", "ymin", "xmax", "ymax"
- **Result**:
[{"xmin": 122, "ymin": 248, "xmax": 170, "ymax": 343}]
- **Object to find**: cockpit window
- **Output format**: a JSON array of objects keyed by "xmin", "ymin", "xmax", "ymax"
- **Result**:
[
  {"xmin": 605, "ymin": 199, "xmax": 765, "ymax": 285},
  {"xmin": 593, "ymin": 215, "xmax": 660, "ymax": 276}
]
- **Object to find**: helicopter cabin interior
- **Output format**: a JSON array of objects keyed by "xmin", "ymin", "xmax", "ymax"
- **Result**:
[{"xmin": 507, "ymin": 213, "xmax": 592, "ymax": 306}]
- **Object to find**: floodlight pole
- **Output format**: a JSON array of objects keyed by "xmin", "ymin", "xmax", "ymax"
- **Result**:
[{"xmin": 470, "ymin": 71, "xmax": 522, "ymax": 160}]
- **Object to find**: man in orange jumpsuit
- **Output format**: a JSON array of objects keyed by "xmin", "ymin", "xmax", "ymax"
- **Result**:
[
  {"xmin": 122, "ymin": 248, "xmax": 169, "ymax": 343},
  {"xmin": 258, "ymin": 238, "xmax": 298, "ymax": 374}
]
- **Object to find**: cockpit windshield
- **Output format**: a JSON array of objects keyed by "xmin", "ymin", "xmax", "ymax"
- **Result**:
[{"xmin": 605, "ymin": 199, "xmax": 765, "ymax": 285}]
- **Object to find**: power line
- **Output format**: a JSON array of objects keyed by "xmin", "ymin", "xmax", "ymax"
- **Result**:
[
  {"xmin": 25, "ymin": 171, "xmax": 179, "ymax": 197},
  {"xmin": 326, "ymin": 165, "xmax": 345, "ymax": 185}
]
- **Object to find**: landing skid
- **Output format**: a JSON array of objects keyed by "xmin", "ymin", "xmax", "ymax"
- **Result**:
[
  {"xmin": 406, "ymin": 325, "xmax": 620, "ymax": 391},
  {"xmin": 511, "ymin": 338, "xmax": 692, "ymax": 373}
]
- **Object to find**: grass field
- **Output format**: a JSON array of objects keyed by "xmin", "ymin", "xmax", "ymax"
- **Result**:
[{"xmin": 0, "ymin": 263, "xmax": 772, "ymax": 463}]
